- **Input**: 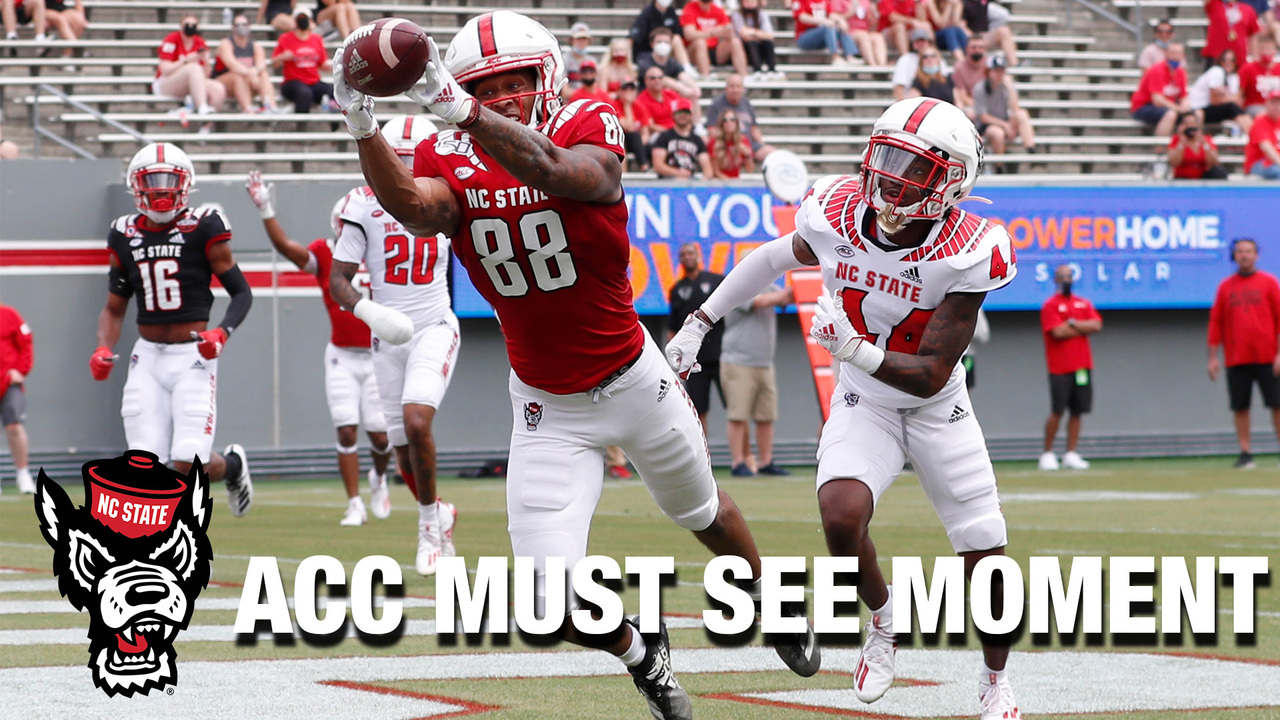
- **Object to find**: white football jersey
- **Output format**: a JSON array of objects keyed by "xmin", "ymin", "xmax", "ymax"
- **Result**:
[
  {"xmin": 332, "ymin": 186, "xmax": 453, "ymax": 331},
  {"xmin": 796, "ymin": 175, "xmax": 1017, "ymax": 408}
]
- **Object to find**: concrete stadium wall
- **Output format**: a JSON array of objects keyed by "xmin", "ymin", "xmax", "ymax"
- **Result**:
[{"xmin": 2, "ymin": 160, "xmax": 1274, "ymax": 476}]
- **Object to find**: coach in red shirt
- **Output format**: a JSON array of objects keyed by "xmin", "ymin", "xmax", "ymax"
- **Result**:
[
  {"xmin": 0, "ymin": 303, "xmax": 34, "ymax": 494},
  {"xmin": 1208, "ymin": 238, "xmax": 1280, "ymax": 470},
  {"xmin": 1040, "ymin": 265, "xmax": 1103, "ymax": 471}
]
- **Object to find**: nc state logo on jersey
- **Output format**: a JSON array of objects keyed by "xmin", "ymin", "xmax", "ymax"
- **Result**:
[
  {"xmin": 34, "ymin": 451, "xmax": 213, "ymax": 697},
  {"xmin": 524, "ymin": 402, "xmax": 544, "ymax": 431},
  {"xmin": 434, "ymin": 132, "xmax": 489, "ymax": 172}
]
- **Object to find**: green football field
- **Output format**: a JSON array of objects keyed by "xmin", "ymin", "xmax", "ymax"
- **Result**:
[{"xmin": 1, "ymin": 457, "xmax": 1278, "ymax": 719}]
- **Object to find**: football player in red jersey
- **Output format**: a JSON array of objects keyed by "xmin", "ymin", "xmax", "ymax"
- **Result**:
[
  {"xmin": 91, "ymin": 142, "xmax": 254, "ymax": 518},
  {"xmin": 245, "ymin": 169, "xmax": 394, "ymax": 527},
  {"xmin": 668, "ymin": 97, "xmax": 1022, "ymax": 720},
  {"xmin": 332, "ymin": 11, "xmax": 818, "ymax": 720}
]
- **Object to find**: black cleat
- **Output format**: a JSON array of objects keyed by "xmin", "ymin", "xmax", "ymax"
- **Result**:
[
  {"xmin": 625, "ymin": 617, "xmax": 692, "ymax": 720},
  {"xmin": 767, "ymin": 603, "xmax": 821, "ymax": 677},
  {"xmin": 222, "ymin": 444, "xmax": 253, "ymax": 517}
]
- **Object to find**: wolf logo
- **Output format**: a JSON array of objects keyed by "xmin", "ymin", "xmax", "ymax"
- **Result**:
[
  {"xmin": 34, "ymin": 450, "xmax": 213, "ymax": 697},
  {"xmin": 524, "ymin": 402, "xmax": 544, "ymax": 431}
]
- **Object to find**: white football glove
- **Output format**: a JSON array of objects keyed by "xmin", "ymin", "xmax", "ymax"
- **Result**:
[
  {"xmin": 408, "ymin": 37, "xmax": 481, "ymax": 127},
  {"xmin": 332, "ymin": 43, "xmax": 379, "ymax": 140},
  {"xmin": 353, "ymin": 299, "xmax": 414, "ymax": 345},
  {"xmin": 665, "ymin": 312, "xmax": 713, "ymax": 378},
  {"xmin": 245, "ymin": 170, "xmax": 275, "ymax": 220},
  {"xmin": 810, "ymin": 290, "xmax": 885, "ymax": 373}
]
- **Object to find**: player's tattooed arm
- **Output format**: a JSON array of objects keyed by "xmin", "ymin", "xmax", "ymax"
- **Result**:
[
  {"xmin": 871, "ymin": 291, "xmax": 986, "ymax": 398},
  {"xmin": 330, "ymin": 260, "xmax": 363, "ymax": 312},
  {"xmin": 356, "ymin": 133, "xmax": 460, "ymax": 237},
  {"xmin": 466, "ymin": 111, "xmax": 623, "ymax": 204}
]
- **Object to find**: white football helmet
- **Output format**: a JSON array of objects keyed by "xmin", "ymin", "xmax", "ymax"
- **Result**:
[
  {"xmin": 382, "ymin": 114, "xmax": 438, "ymax": 168},
  {"xmin": 126, "ymin": 142, "xmax": 196, "ymax": 224},
  {"xmin": 444, "ymin": 10, "xmax": 566, "ymax": 127},
  {"xmin": 860, "ymin": 97, "xmax": 983, "ymax": 233}
]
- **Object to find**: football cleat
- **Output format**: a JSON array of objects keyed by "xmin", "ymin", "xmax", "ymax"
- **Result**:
[
  {"xmin": 979, "ymin": 670, "xmax": 1022, "ymax": 719},
  {"xmin": 1061, "ymin": 451, "xmax": 1090, "ymax": 470},
  {"xmin": 340, "ymin": 496, "xmax": 367, "ymax": 526},
  {"xmin": 853, "ymin": 616, "xmax": 897, "ymax": 703},
  {"xmin": 416, "ymin": 510, "xmax": 442, "ymax": 575},
  {"xmin": 1037, "ymin": 451, "xmax": 1059, "ymax": 471},
  {"xmin": 368, "ymin": 468, "xmax": 391, "ymax": 519},
  {"xmin": 223, "ymin": 444, "xmax": 253, "ymax": 517},
  {"xmin": 625, "ymin": 617, "xmax": 692, "ymax": 720},
  {"xmin": 15, "ymin": 468, "xmax": 35, "ymax": 495},
  {"xmin": 768, "ymin": 603, "xmax": 822, "ymax": 677},
  {"xmin": 439, "ymin": 499, "xmax": 457, "ymax": 558}
]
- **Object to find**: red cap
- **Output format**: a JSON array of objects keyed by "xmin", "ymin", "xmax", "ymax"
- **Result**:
[
  {"xmin": 85, "ymin": 451, "xmax": 186, "ymax": 539},
  {"xmin": 674, "ymin": 98, "xmax": 694, "ymax": 112},
  {"xmin": 580, "ymin": 58, "xmax": 597, "ymax": 70}
]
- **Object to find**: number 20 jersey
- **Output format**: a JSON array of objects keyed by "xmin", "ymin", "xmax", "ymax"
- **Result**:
[
  {"xmin": 333, "ymin": 186, "xmax": 453, "ymax": 332},
  {"xmin": 795, "ymin": 175, "xmax": 1017, "ymax": 409},
  {"xmin": 413, "ymin": 100, "xmax": 644, "ymax": 395}
]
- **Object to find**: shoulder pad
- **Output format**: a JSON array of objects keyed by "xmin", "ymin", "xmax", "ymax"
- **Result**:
[
  {"xmin": 943, "ymin": 219, "xmax": 1010, "ymax": 272},
  {"xmin": 110, "ymin": 215, "xmax": 136, "ymax": 234}
]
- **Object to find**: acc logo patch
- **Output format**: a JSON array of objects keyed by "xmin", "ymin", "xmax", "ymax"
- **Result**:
[
  {"xmin": 524, "ymin": 402, "xmax": 543, "ymax": 431},
  {"xmin": 34, "ymin": 451, "xmax": 213, "ymax": 697},
  {"xmin": 454, "ymin": 166, "xmax": 476, "ymax": 181},
  {"xmin": 844, "ymin": 392, "xmax": 860, "ymax": 407},
  {"xmin": 835, "ymin": 244, "xmax": 855, "ymax": 258}
]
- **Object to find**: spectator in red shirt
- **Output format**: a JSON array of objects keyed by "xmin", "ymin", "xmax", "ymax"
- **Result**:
[
  {"xmin": 1208, "ymin": 238, "xmax": 1280, "ymax": 469},
  {"xmin": 793, "ymin": 0, "xmax": 861, "ymax": 65},
  {"xmin": 1168, "ymin": 111, "xmax": 1229, "ymax": 178},
  {"xmin": 569, "ymin": 60, "xmax": 612, "ymax": 104},
  {"xmin": 272, "ymin": 11, "xmax": 333, "ymax": 113},
  {"xmin": 636, "ymin": 64, "xmax": 683, "ymax": 132},
  {"xmin": 681, "ymin": 0, "xmax": 749, "ymax": 78},
  {"xmin": 879, "ymin": 0, "xmax": 930, "ymax": 57},
  {"xmin": 1203, "ymin": 0, "xmax": 1259, "ymax": 69},
  {"xmin": 1131, "ymin": 42, "xmax": 1190, "ymax": 136},
  {"xmin": 1039, "ymin": 265, "xmax": 1103, "ymax": 471},
  {"xmin": 611, "ymin": 79, "xmax": 653, "ymax": 170},
  {"xmin": 0, "ymin": 303, "xmax": 34, "ymax": 494},
  {"xmin": 1240, "ymin": 34, "xmax": 1280, "ymax": 114},
  {"xmin": 1245, "ymin": 90, "xmax": 1280, "ymax": 178},
  {"xmin": 153, "ymin": 14, "xmax": 227, "ymax": 114}
]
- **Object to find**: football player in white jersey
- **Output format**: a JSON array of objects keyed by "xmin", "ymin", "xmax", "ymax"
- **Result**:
[
  {"xmin": 667, "ymin": 98, "xmax": 1022, "ymax": 720},
  {"xmin": 329, "ymin": 115, "xmax": 461, "ymax": 576}
]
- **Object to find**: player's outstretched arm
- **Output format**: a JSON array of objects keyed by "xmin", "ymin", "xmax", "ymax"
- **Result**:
[
  {"xmin": 871, "ymin": 290, "xmax": 985, "ymax": 398},
  {"xmin": 355, "ymin": 133, "xmax": 461, "ymax": 239},
  {"xmin": 246, "ymin": 170, "xmax": 312, "ymax": 272}
]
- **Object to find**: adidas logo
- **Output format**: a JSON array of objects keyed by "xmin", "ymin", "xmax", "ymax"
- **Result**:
[
  {"xmin": 948, "ymin": 405, "xmax": 970, "ymax": 423},
  {"xmin": 657, "ymin": 378, "xmax": 671, "ymax": 402},
  {"xmin": 900, "ymin": 266, "xmax": 922, "ymax": 284},
  {"xmin": 435, "ymin": 85, "xmax": 454, "ymax": 104},
  {"xmin": 190, "ymin": 360, "xmax": 205, "ymax": 370},
  {"xmin": 347, "ymin": 48, "xmax": 368, "ymax": 73}
]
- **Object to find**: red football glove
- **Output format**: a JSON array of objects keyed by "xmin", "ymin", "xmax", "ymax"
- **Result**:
[
  {"xmin": 192, "ymin": 327, "xmax": 228, "ymax": 360},
  {"xmin": 89, "ymin": 346, "xmax": 116, "ymax": 381}
]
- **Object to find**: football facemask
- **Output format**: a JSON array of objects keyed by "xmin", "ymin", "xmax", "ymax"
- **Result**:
[
  {"xmin": 132, "ymin": 168, "xmax": 191, "ymax": 224},
  {"xmin": 861, "ymin": 135, "xmax": 965, "ymax": 234}
]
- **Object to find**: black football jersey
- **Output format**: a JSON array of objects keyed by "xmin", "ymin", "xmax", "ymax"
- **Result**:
[{"xmin": 106, "ymin": 207, "xmax": 231, "ymax": 325}]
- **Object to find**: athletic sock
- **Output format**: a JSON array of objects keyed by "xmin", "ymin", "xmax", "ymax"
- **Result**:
[
  {"xmin": 981, "ymin": 662, "xmax": 1007, "ymax": 682},
  {"xmin": 619, "ymin": 625, "xmax": 648, "ymax": 667},
  {"xmin": 418, "ymin": 502, "xmax": 438, "ymax": 529},
  {"xmin": 223, "ymin": 452, "xmax": 242, "ymax": 482},
  {"xmin": 871, "ymin": 586, "xmax": 894, "ymax": 630}
]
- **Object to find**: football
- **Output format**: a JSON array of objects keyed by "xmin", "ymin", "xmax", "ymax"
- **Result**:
[{"xmin": 341, "ymin": 18, "xmax": 430, "ymax": 98}]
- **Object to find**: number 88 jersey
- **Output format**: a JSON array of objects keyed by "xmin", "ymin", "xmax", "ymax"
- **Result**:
[
  {"xmin": 333, "ymin": 186, "xmax": 453, "ymax": 332},
  {"xmin": 795, "ymin": 175, "xmax": 1017, "ymax": 408},
  {"xmin": 412, "ymin": 100, "xmax": 645, "ymax": 395}
]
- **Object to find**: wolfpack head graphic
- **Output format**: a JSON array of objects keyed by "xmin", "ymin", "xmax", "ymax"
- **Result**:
[{"xmin": 34, "ymin": 450, "xmax": 213, "ymax": 697}]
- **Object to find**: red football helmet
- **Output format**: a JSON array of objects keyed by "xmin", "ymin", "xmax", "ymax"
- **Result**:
[{"xmin": 126, "ymin": 143, "xmax": 195, "ymax": 224}]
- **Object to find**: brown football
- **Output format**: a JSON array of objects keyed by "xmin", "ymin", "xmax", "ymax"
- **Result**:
[{"xmin": 341, "ymin": 18, "xmax": 429, "ymax": 97}]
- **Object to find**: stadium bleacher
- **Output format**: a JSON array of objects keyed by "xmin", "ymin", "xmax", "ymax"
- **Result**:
[{"xmin": 0, "ymin": 0, "xmax": 1263, "ymax": 181}]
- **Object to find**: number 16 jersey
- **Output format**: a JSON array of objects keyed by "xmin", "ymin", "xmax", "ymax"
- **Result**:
[
  {"xmin": 333, "ymin": 186, "xmax": 453, "ymax": 332},
  {"xmin": 795, "ymin": 175, "xmax": 1017, "ymax": 409},
  {"xmin": 413, "ymin": 100, "xmax": 644, "ymax": 395}
]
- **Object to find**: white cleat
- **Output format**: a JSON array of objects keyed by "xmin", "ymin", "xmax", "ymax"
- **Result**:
[
  {"xmin": 1061, "ymin": 451, "xmax": 1090, "ymax": 470},
  {"xmin": 1037, "ymin": 451, "xmax": 1059, "ymax": 471},
  {"xmin": 416, "ymin": 512, "xmax": 442, "ymax": 576},
  {"xmin": 222, "ymin": 444, "xmax": 253, "ymax": 517},
  {"xmin": 979, "ymin": 670, "xmax": 1022, "ymax": 719},
  {"xmin": 15, "ymin": 468, "xmax": 35, "ymax": 494},
  {"xmin": 340, "ymin": 496, "xmax": 367, "ymax": 526},
  {"xmin": 438, "ymin": 499, "xmax": 457, "ymax": 558},
  {"xmin": 368, "ymin": 468, "xmax": 391, "ymax": 520},
  {"xmin": 853, "ymin": 616, "xmax": 897, "ymax": 703}
]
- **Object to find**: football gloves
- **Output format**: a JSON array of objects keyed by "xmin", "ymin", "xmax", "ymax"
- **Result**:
[
  {"xmin": 332, "ymin": 43, "xmax": 379, "ymax": 140},
  {"xmin": 353, "ymin": 299, "xmax": 414, "ymax": 345},
  {"xmin": 665, "ymin": 312, "xmax": 713, "ymax": 379},
  {"xmin": 192, "ymin": 327, "xmax": 229, "ymax": 360},
  {"xmin": 409, "ymin": 37, "xmax": 481, "ymax": 128},
  {"xmin": 245, "ymin": 170, "xmax": 275, "ymax": 220},
  {"xmin": 89, "ymin": 346, "xmax": 116, "ymax": 381},
  {"xmin": 810, "ymin": 291, "xmax": 885, "ymax": 373}
]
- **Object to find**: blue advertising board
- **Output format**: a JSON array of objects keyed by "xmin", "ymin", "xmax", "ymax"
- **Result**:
[{"xmin": 451, "ymin": 184, "xmax": 1279, "ymax": 317}]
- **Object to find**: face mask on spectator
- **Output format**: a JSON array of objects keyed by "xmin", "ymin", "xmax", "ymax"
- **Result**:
[
  {"xmin": 654, "ymin": 41, "xmax": 672, "ymax": 57},
  {"xmin": 1155, "ymin": 39, "xmax": 1169, "ymax": 48},
  {"xmin": 233, "ymin": 24, "xmax": 251, "ymax": 38},
  {"xmin": 1059, "ymin": 280, "xmax": 1072, "ymax": 296},
  {"xmin": 183, "ymin": 23, "xmax": 199, "ymax": 36},
  {"xmin": 296, "ymin": 15, "xmax": 310, "ymax": 30},
  {"xmin": 1167, "ymin": 59, "xmax": 1180, "ymax": 70},
  {"xmin": 656, "ymin": 0, "xmax": 673, "ymax": 9},
  {"xmin": 923, "ymin": 63, "xmax": 940, "ymax": 75},
  {"xmin": 969, "ymin": 52, "xmax": 983, "ymax": 62}
]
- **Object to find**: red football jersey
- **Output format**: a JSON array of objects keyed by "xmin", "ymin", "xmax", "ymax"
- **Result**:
[
  {"xmin": 308, "ymin": 238, "xmax": 372, "ymax": 349},
  {"xmin": 414, "ymin": 100, "xmax": 644, "ymax": 394}
]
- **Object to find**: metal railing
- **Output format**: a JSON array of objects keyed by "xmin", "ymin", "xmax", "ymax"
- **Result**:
[
  {"xmin": 1062, "ymin": 0, "xmax": 1144, "ymax": 57},
  {"xmin": 29, "ymin": 82, "xmax": 148, "ymax": 159}
]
